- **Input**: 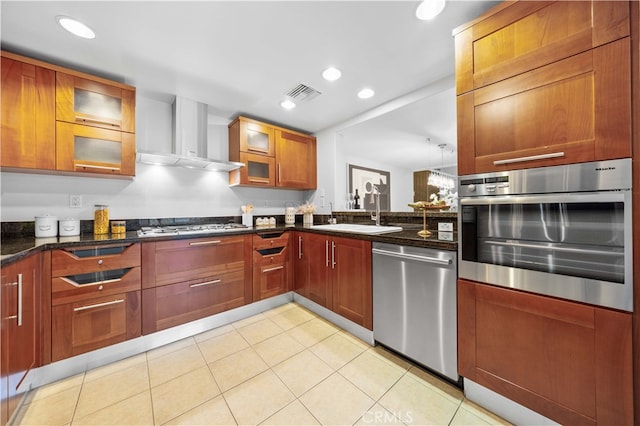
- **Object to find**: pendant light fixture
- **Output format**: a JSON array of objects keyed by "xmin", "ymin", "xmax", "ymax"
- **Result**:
[
  {"xmin": 427, "ymin": 142, "xmax": 455, "ymax": 190},
  {"xmin": 416, "ymin": 0, "xmax": 446, "ymax": 20}
]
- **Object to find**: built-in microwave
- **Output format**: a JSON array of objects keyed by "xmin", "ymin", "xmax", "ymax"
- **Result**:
[{"xmin": 458, "ymin": 159, "xmax": 633, "ymax": 312}]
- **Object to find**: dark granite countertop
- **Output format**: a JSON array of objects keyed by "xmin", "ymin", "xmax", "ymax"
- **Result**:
[{"xmin": 1, "ymin": 221, "xmax": 456, "ymax": 266}]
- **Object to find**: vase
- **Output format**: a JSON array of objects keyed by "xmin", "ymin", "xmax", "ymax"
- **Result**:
[{"xmin": 303, "ymin": 213, "xmax": 313, "ymax": 226}]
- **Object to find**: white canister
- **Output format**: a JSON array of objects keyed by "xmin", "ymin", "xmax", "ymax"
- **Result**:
[
  {"xmin": 35, "ymin": 214, "xmax": 58, "ymax": 238},
  {"xmin": 59, "ymin": 217, "xmax": 81, "ymax": 236},
  {"xmin": 285, "ymin": 207, "xmax": 296, "ymax": 225}
]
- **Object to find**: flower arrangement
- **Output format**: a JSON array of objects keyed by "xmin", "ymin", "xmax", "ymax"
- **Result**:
[{"xmin": 297, "ymin": 201, "xmax": 316, "ymax": 214}]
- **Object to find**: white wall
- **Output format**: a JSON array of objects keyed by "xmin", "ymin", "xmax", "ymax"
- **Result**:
[{"xmin": 0, "ymin": 95, "xmax": 306, "ymax": 222}]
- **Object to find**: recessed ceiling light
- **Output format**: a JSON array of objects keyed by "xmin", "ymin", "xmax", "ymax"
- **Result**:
[
  {"xmin": 280, "ymin": 99, "xmax": 296, "ymax": 110},
  {"xmin": 357, "ymin": 88, "xmax": 375, "ymax": 99},
  {"xmin": 416, "ymin": 0, "xmax": 446, "ymax": 20},
  {"xmin": 322, "ymin": 67, "xmax": 342, "ymax": 81},
  {"xmin": 56, "ymin": 16, "xmax": 96, "ymax": 39}
]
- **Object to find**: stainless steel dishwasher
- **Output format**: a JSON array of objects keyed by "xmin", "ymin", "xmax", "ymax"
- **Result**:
[{"xmin": 372, "ymin": 242, "xmax": 458, "ymax": 382}]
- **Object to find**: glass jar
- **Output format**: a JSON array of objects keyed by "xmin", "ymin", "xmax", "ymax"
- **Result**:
[
  {"xmin": 94, "ymin": 204, "xmax": 109, "ymax": 234},
  {"xmin": 111, "ymin": 220, "xmax": 126, "ymax": 234}
]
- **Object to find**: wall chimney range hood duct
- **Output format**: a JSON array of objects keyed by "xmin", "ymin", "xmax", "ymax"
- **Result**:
[{"xmin": 136, "ymin": 97, "xmax": 244, "ymax": 172}]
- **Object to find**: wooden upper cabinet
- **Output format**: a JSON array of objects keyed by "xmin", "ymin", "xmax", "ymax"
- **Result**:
[
  {"xmin": 454, "ymin": 1, "xmax": 632, "ymax": 175},
  {"xmin": 454, "ymin": 1, "xmax": 630, "ymax": 95},
  {"xmin": 0, "ymin": 50, "xmax": 136, "ymax": 177},
  {"xmin": 1, "ymin": 57, "xmax": 56, "ymax": 170},
  {"xmin": 229, "ymin": 116, "xmax": 317, "ymax": 189},
  {"xmin": 276, "ymin": 130, "xmax": 317, "ymax": 189},
  {"xmin": 56, "ymin": 72, "xmax": 135, "ymax": 133}
]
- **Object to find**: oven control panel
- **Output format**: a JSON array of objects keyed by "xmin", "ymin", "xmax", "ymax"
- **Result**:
[{"xmin": 459, "ymin": 176, "xmax": 510, "ymax": 197}]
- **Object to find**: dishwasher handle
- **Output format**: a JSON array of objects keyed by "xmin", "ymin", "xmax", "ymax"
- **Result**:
[{"xmin": 372, "ymin": 248, "xmax": 453, "ymax": 266}]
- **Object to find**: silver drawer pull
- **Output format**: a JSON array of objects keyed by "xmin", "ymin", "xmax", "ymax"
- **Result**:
[
  {"xmin": 60, "ymin": 277, "xmax": 121, "ymax": 287},
  {"xmin": 75, "ymin": 163, "xmax": 121, "ymax": 171},
  {"xmin": 189, "ymin": 279, "xmax": 222, "ymax": 288},
  {"xmin": 74, "ymin": 299, "xmax": 124, "ymax": 312},
  {"xmin": 189, "ymin": 240, "xmax": 222, "ymax": 246},
  {"xmin": 493, "ymin": 152, "xmax": 564, "ymax": 165},
  {"xmin": 263, "ymin": 265, "xmax": 284, "ymax": 273},
  {"xmin": 248, "ymin": 178, "xmax": 271, "ymax": 184},
  {"xmin": 76, "ymin": 117, "xmax": 121, "ymax": 128}
]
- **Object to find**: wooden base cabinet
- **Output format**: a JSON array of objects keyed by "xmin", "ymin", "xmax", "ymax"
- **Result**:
[
  {"xmin": 141, "ymin": 235, "xmax": 252, "ymax": 334},
  {"xmin": 1, "ymin": 254, "xmax": 41, "ymax": 426},
  {"xmin": 50, "ymin": 243, "xmax": 141, "ymax": 362},
  {"xmin": 294, "ymin": 233, "xmax": 372, "ymax": 330},
  {"xmin": 458, "ymin": 279, "xmax": 633, "ymax": 425},
  {"xmin": 252, "ymin": 232, "xmax": 291, "ymax": 301}
]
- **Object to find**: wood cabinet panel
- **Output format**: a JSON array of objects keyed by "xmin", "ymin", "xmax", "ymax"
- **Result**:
[
  {"xmin": 458, "ymin": 39, "xmax": 631, "ymax": 175},
  {"xmin": 52, "ymin": 291, "xmax": 141, "ymax": 362},
  {"xmin": 455, "ymin": 1, "xmax": 630, "ymax": 95},
  {"xmin": 141, "ymin": 235, "xmax": 250, "ymax": 289},
  {"xmin": 292, "ymin": 232, "xmax": 309, "ymax": 298},
  {"xmin": 52, "ymin": 267, "xmax": 141, "ymax": 306},
  {"xmin": 331, "ymin": 237, "xmax": 372, "ymax": 330},
  {"xmin": 294, "ymin": 233, "xmax": 372, "ymax": 329},
  {"xmin": 458, "ymin": 279, "xmax": 633, "ymax": 425},
  {"xmin": 276, "ymin": 130, "xmax": 317, "ymax": 189},
  {"xmin": 1, "ymin": 254, "xmax": 41, "ymax": 425},
  {"xmin": 142, "ymin": 270, "xmax": 246, "ymax": 334},
  {"xmin": 1, "ymin": 57, "xmax": 55, "ymax": 170},
  {"xmin": 252, "ymin": 232, "xmax": 290, "ymax": 301},
  {"xmin": 51, "ymin": 243, "xmax": 140, "ymax": 277}
]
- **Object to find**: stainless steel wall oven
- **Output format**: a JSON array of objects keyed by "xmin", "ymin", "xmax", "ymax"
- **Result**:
[{"xmin": 458, "ymin": 159, "xmax": 632, "ymax": 312}]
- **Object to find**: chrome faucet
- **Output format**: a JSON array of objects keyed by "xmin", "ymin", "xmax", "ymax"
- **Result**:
[{"xmin": 371, "ymin": 187, "xmax": 381, "ymax": 226}]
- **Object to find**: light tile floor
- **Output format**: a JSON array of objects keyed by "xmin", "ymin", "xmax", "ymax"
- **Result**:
[{"xmin": 12, "ymin": 302, "xmax": 511, "ymax": 426}]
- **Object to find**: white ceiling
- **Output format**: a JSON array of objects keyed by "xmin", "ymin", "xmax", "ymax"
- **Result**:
[{"xmin": 1, "ymin": 0, "xmax": 498, "ymax": 171}]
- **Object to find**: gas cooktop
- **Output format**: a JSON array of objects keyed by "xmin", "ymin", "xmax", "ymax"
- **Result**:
[{"xmin": 137, "ymin": 223, "xmax": 248, "ymax": 237}]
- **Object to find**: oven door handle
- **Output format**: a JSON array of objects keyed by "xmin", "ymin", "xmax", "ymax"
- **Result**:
[{"xmin": 485, "ymin": 240, "xmax": 621, "ymax": 256}]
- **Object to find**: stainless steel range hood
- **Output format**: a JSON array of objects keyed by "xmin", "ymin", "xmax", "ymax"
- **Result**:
[{"xmin": 136, "ymin": 97, "xmax": 244, "ymax": 172}]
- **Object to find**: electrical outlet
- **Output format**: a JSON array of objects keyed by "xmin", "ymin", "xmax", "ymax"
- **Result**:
[{"xmin": 69, "ymin": 194, "xmax": 82, "ymax": 208}]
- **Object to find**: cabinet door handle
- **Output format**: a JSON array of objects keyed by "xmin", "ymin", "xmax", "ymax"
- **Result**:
[
  {"xmin": 17, "ymin": 274, "xmax": 23, "ymax": 327},
  {"xmin": 247, "ymin": 147, "xmax": 269, "ymax": 154},
  {"xmin": 325, "ymin": 240, "xmax": 329, "ymax": 267},
  {"xmin": 76, "ymin": 117, "xmax": 121, "ymax": 128},
  {"xmin": 74, "ymin": 299, "xmax": 124, "ymax": 312},
  {"xmin": 492, "ymin": 152, "xmax": 564, "ymax": 166},
  {"xmin": 298, "ymin": 236, "xmax": 303, "ymax": 259},
  {"xmin": 248, "ymin": 178, "xmax": 271, "ymax": 184},
  {"xmin": 189, "ymin": 240, "xmax": 222, "ymax": 246},
  {"xmin": 263, "ymin": 265, "xmax": 284, "ymax": 273},
  {"xmin": 75, "ymin": 163, "xmax": 121, "ymax": 172},
  {"xmin": 278, "ymin": 163, "xmax": 281, "ymax": 183},
  {"xmin": 331, "ymin": 242, "xmax": 336, "ymax": 269},
  {"xmin": 190, "ymin": 279, "xmax": 221, "ymax": 288}
]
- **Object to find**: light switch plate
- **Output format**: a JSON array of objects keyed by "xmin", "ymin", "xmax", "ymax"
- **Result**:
[
  {"xmin": 69, "ymin": 194, "xmax": 82, "ymax": 208},
  {"xmin": 438, "ymin": 222, "xmax": 453, "ymax": 231}
]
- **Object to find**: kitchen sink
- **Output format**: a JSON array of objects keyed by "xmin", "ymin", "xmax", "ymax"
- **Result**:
[{"xmin": 310, "ymin": 224, "xmax": 402, "ymax": 235}]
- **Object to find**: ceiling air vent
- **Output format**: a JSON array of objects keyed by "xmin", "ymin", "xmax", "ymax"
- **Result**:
[{"xmin": 286, "ymin": 83, "xmax": 321, "ymax": 102}]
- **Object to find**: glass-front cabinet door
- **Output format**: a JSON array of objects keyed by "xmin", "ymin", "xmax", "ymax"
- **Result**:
[
  {"xmin": 56, "ymin": 122, "xmax": 135, "ymax": 176},
  {"xmin": 56, "ymin": 72, "xmax": 135, "ymax": 133},
  {"xmin": 238, "ymin": 152, "xmax": 276, "ymax": 186},
  {"xmin": 240, "ymin": 120, "xmax": 275, "ymax": 156}
]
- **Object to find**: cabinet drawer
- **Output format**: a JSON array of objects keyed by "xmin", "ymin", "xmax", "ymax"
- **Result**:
[
  {"xmin": 142, "ymin": 270, "xmax": 247, "ymax": 334},
  {"xmin": 52, "ymin": 266, "xmax": 141, "ymax": 306},
  {"xmin": 51, "ymin": 243, "xmax": 140, "ymax": 277},
  {"xmin": 142, "ymin": 235, "xmax": 250, "ymax": 288},
  {"xmin": 52, "ymin": 290, "xmax": 141, "ymax": 362},
  {"xmin": 253, "ymin": 231, "xmax": 290, "ymax": 250},
  {"xmin": 253, "ymin": 262, "xmax": 288, "ymax": 301},
  {"xmin": 253, "ymin": 245, "xmax": 289, "ymax": 266}
]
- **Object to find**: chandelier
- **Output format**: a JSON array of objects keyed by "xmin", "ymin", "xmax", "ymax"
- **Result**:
[{"xmin": 427, "ymin": 143, "xmax": 455, "ymax": 190}]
